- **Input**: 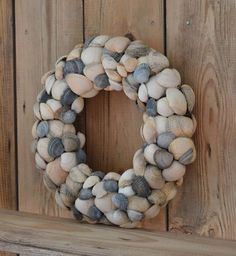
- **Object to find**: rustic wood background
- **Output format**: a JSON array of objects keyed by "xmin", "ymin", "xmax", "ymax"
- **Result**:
[{"xmin": 0, "ymin": 0, "xmax": 236, "ymax": 254}]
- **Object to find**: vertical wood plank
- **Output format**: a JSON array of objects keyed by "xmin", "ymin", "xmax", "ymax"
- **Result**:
[
  {"xmin": 167, "ymin": 0, "xmax": 236, "ymax": 239},
  {"xmin": 16, "ymin": 0, "xmax": 83, "ymax": 218},
  {"xmin": 84, "ymin": 0, "xmax": 166, "ymax": 231}
]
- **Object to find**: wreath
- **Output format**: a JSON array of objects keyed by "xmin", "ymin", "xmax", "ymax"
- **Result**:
[{"xmin": 32, "ymin": 35, "xmax": 196, "ymax": 228}]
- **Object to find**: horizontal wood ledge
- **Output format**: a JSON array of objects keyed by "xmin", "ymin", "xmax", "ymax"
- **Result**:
[{"xmin": 0, "ymin": 209, "xmax": 235, "ymax": 256}]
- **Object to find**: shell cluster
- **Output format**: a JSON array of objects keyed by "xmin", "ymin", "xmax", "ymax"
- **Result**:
[{"xmin": 32, "ymin": 35, "xmax": 196, "ymax": 228}]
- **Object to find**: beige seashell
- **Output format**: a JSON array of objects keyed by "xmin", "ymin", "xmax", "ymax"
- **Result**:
[
  {"xmin": 32, "ymin": 120, "xmax": 39, "ymax": 139},
  {"xmin": 90, "ymin": 35, "xmax": 111, "ymax": 47},
  {"xmin": 46, "ymin": 99, "xmax": 62, "ymax": 113},
  {"xmin": 48, "ymin": 120, "xmax": 64, "ymax": 138},
  {"xmin": 62, "ymin": 132, "xmax": 80, "ymax": 152},
  {"xmin": 69, "ymin": 166, "xmax": 87, "ymax": 183},
  {"xmin": 92, "ymin": 181, "xmax": 107, "ymax": 198},
  {"xmin": 176, "ymin": 176, "xmax": 184, "ymax": 187},
  {"xmin": 83, "ymin": 176, "xmax": 100, "ymax": 189},
  {"xmin": 118, "ymin": 169, "xmax": 135, "ymax": 188},
  {"xmin": 156, "ymin": 68, "xmax": 181, "ymax": 88},
  {"xmin": 138, "ymin": 56, "xmax": 149, "ymax": 65},
  {"xmin": 102, "ymin": 56, "xmax": 118, "ymax": 70},
  {"xmin": 41, "ymin": 70, "xmax": 55, "ymax": 85},
  {"xmin": 65, "ymin": 176, "xmax": 82, "ymax": 197},
  {"xmin": 66, "ymin": 47, "xmax": 83, "ymax": 61},
  {"xmin": 77, "ymin": 132, "xmax": 86, "ymax": 148},
  {"xmin": 60, "ymin": 152, "xmax": 77, "ymax": 172},
  {"xmin": 148, "ymin": 50, "xmax": 169, "ymax": 73},
  {"xmin": 103, "ymin": 172, "xmax": 120, "ymax": 181},
  {"xmin": 144, "ymin": 144, "xmax": 159, "ymax": 165},
  {"xmin": 43, "ymin": 173, "xmax": 57, "ymax": 191},
  {"xmin": 142, "ymin": 117, "xmax": 157, "ymax": 144},
  {"xmin": 51, "ymin": 80, "xmax": 68, "ymax": 100},
  {"xmin": 37, "ymin": 138, "xmax": 54, "ymax": 162},
  {"xmin": 181, "ymin": 84, "xmax": 195, "ymax": 112},
  {"xmin": 63, "ymin": 124, "xmax": 76, "ymax": 135},
  {"xmin": 162, "ymin": 182, "xmax": 177, "ymax": 201},
  {"xmin": 45, "ymin": 74, "xmax": 56, "ymax": 94},
  {"xmin": 33, "ymin": 102, "xmax": 41, "ymax": 120},
  {"xmin": 105, "ymin": 36, "xmax": 130, "ymax": 53},
  {"xmin": 128, "ymin": 196, "xmax": 150, "ymax": 212},
  {"xmin": 81, "ymin": 88, "xmax": 99, "ymax": 98},
  {"xmin": 106, "ymin": 210, "xmax": 129, "ymax": 226},
  {"xmin": 55, "ymin": 61, "xmax": 65, "ymax": 80},
  {"xmin": 138, "ymin": 83, "xmax": 148, "ymax": 103},
  {"xmin": 133, "ymin": 148, "xmax": 146, "ymax": 176},
  {"xmin": 75, "ymin": 198, "xmax": 94, "ymax": 216},
  {"xmin": 156, "ymin": 97, "xmax": 174, "ymax": 117},
  {"xmin": 144, "ymin": 204, "xmax": 160, "ymax": 219},
  {"xmin": 40, "ymin": 103, "xmax": 54, "ymax": 120},
  {"xmin": 168, "ymin": 137, "xmax": 196, "ymax": 164},
  {"xmin": 122, "ymin": 78, "xmax": 138, "ymax": 101},
  {"xmin": 116, "ymin": 64, "xmax": 127, "ymax": 77},
  {"xmin": 35, "ymin": 152, "xmax": 47, "ymax": 170},
  {"xmin": 109, "ymin": 80, "xmax": 122, "ymax": 91},
  {"xmin": 77, "ymin": 163, "xmax": 91, "ymax": 176},
  {"xmin": 166, "ymin": 88, "xmax": 187, "ymax": 115},
  {"xmin": 66, "ymin": 74, "xmax": 93, "ymax": 96},
  {"xmin": 83, "ymin": 63, "xmax": 104, "ymax": 81},
  {"xmin": 144, "ymin": 165, "xmax": 165, "ymax": 189},
  {"xmin": 120, "ymin": 221, "xmax": 140, "ymax": 228},
  {"xmin": 46, "ymin": 158, "xmax": 68, "ymax": 186},
  {"xmin": 81, "ymin": 47, "xmax": 103, "ymax": 65},
  {"xmin": 71, "ymin": 97, "xmax": 84, "ymax": 114},
  {"xmin": 155, "ymin": 115, "xmax": 168, "ymax": 134},
  {"xmin": 118, "ymin": 186, "xmax": 135, "ymax": 197},
  {"xmin": 148, "ymin": 189, "xmax": 167, "ymax": 206},
  {"xmin": 123, "ymin": 57, "xmax": 138, "ymax": 73},
  {"xmin": 105, "ymin": 69, "xmax": 122, "ymax": 82},
  {"xmin": 162, "ymin": 161, "xmax": 186, "ymax": 181},
  {"xmin": 55, "ymin": 189, "xmax": 68, "ymax": 209},
  {"xmin": 95, "ymin": 193, "xmax": 116, "ymax": 213}
]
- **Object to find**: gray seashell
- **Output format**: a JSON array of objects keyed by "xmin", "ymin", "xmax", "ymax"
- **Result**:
[
  {"xmin": 154, "ymin": 149, "xmax": 173, "ymax": 169},
  {"xmin": 125, "ymin": 41, "xmax": 150, "ymax": 58},
  {"xmin": 127, "ymin": 210, "xmax": 144, "ymax": 222},
  {"xmin": 94, "ymin": 73, "xmax": 110, "ymax": 89},
  {"xmin": 83, "ymin": 35, "xmax": 97, "ymax": 49},
  {"xmin": 36, "ymin": 121, "xmax": 49, "ymax": 138},
  {"xmin": 131, "ymin": 176, "xmax": 151, "ymax": 198},
  {"xmin": 60, "ymin": 184, "xmax": 76, "ymax": 208},
  {"xmin": 76, "ymin": 148, "xmax": 87, "ymax": 164},
  {"xmin": 146, "ymin": 98, "xmax": 157, "ymax": 116},
  {"xmin": 112, "ymin": 193, "xmax": 128, "ymax": 211},
  {"xmin": 103, "ymin": 48, "xmax": 123, "ymax": 62},
  {"xmin": 63, "ymin": 59, "xmax": 85, "ymax": 76},
  {"xmin": 157, "ymin": 132, "xmax": 176, "ymax": 149},
  {"xmin": 126, "ymin": 74, "xmax": 139, "ymax": 88},
  {"xmin": 179, "ymin": 148, "xmax": 194, "ymax": 165},
  {"xmin": 48, "ymin": 137, "xmax": 64, "ymax": 157},
  {"xmin": 60, "ymin": 110, "xmax": 76, "ymax": 124},
  {"xmin": 38, "ymin": 89, "xmax": 51, "ymax": 103},
  {"xmin": 88, "ymin": 205, "xmax": 103, "ymax": 221},
  {"xmin": 62, "ymin": 133, "xmax": 80, "ymax": 152},
  {"xmin": 103, "ymin": 180, "xmax": 118, "ymax": 192},
  {"xmin": 60, "ymin": 88, "xmax": 77, "ymax": 106},
  {"xmin": 122, "ymin": 78, "xmax": 138, "ymax": 101},
  {"xmin": 133, "ymin": 63, "xmax": 151, "ymax": 84},
  {"xmin": 71, "ymin": 205, "xmax": 83, "ymax": 220},
  {"xmin": 91, "ymin": 171, "xmax": 106, "ymax": 179},
  {"xmin": 79, "ymin": 188, "xmax": 93, "ymax": 200}
]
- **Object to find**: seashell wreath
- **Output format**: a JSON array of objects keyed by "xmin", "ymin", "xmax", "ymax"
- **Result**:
[{"xmin": 32, "ymin": 35, "xmax": 196, "ymax": 228}]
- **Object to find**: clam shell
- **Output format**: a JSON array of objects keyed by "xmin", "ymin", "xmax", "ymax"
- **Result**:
[
  {"xmin": 126, "ymin": 74, "xmax": 139, "ymax": 87},
  {"xmin": 77, "ymin": 163, "xmax": 91, "ymax": 176},
  {"xmin": 144, "ymin": 165, "xmax": 165, "ymax": 189},
  {"xmin": 95, "ymin": 193, "xmax": 116, "ymax": 213},
  {"xmin": 156, "ymin": 97, "xmax": 174, "ymax": 117},
  {"xmin": 66, "ymin": 74, "xmax": 93, "ymax": 95},
  {"xmin": 71, "ymin": 97, "xmax": 84, "ymax": 114},
  {"xmin": 146, "ymin": 98, "xmax": 157, "ymax": 116},
  {"xmin": 60, "ymin": 88, "xmax": 77, "ymax": 106},
  {"xmin": 83, "ymin": 63, "xmax": 104, "ymax": 81},
  {"xmin": 118, "ymin": 169, "xmax": 135, "ymax": 188},
  {"xmin": 128, "ymin": 196, "xmax": 150, "ymax": 212},
  {"xmin": 138, "ymin": 56, "xmax": 149, "ymax": 65},
  {"xmin": 148, "ymin": 189, "xmax": 167, "ymax": 206},
  {"xmin": 81, "ymin": 47, "xmax": 103, "ymax": 65},
  {"xmin": 31, "ymin": 139, "xmax": 38, "ymax": 154},
  {"xmin": 67, "ymin": 47, "xmax": 83, "ymax": 61},
  {"xmin": 112, "ymin": 193, "xmax": 128, "ymax": 211},
  {"xmin": 60, "ymin": 110, "xmax": 76, "ymax": 124},
  {"xmin": 33, "ymin": 102, "xmax": 41, "ymax": 120},
  {"xmin": 157, "ymin": 132, "xmax": 176, "ymax": 149},
  {"xmin": 63, "ymin": 124, "xmax": 76, "ymax": 135},
  {"xmin": 103, "ymin": 180, "xmax": 118, "ymax": 192},
  {"xmin": 76, "ymin": 148, "xmax": 87, "ymax": 164},
  {"xmin": 146, "ymin": 76, "xmax": 165, "ymax": 100},
  {"xmin": 148, "ymin": 50, "xmax": 169, "ymax": 73},
  {"xmin": 90, "ymin": 35, "xmax": 111, "ymax": 47},
  {"xmin": 48, "ymin": 120, "xmax": 64, "ymax": 138},
  {"xmin": 75, "ymin": 198, "xmax": 94, "ymax": 216},
  {"xmin": 83, "ymin": 35, "xmax": 97, "ymax": 48},
  {"xmin": 144, "ymin": 204, "xmax": 160, "ymax": 219},
  {"xmin": 47, "ymin": 99, "xmax": 62, "ymax": 113},
  {"xmin": 60, "ymin": 184, "xmax": 76, "ymax": 207},
  {"xmin": 181, "ymin": 84, "xmax": 195, "ymax": 112},
  {"xmin": 37, "ymin": 89, "xmax": 51, "ymax": 103},
  {"xmin": 94, "ymin": 73, "xmax": 110, "ymax": 89},
  {"xmin": 166, "ymin": 88, "xmax": 187, "ymax": 115},
  {"xmin": 103, "ymin": 172, "xmax": 120, "ymax": 181},
  {"xmin": 154, "ymin": 149, "xmax": 174, "ymax": 169},
  {"xmin": 88, "ymin": 205, "xmax": 103, "ymax": 221},
  {"xmin": 144, "ymin": 144, "xmax": 159, "ymax": 165},
  {"xmin": 116, "ymin": 64, "xmax": 127, "ymax": 77},
  {"xmin": 83, "ymin": 176, "xmax": 100, "ymax": 189},
  {"xmin": 60, "ymin": 152, "xmax": 77, "ymax": 172},
  {"xmin": 138, "ymin": 83, "xmax": 148, "ymax": 103},
  {"xmin": 133, "ymin": 149, "xmax": 146, "ymax": 176},
  {"xmin": 103, "ymin": 48, "xmax": 123, "ymax": 62},
  {"xmin": 92, "ymin": 181, "xmax": 107, "ymax": 198},
  {"xmin": 37, "ymin": 138, "xmax": 54, "ymax": 162},
  {"xmin": 41, "ymin": 70, "xmax": 55, "ymax": 85},
  {"xmin": 142, "ymin": 117, "xmax": 157, "ymax": 144},
  {"xmin": 35, "ymin": 152, "xmax": 47, "ymax": 170},
  {"xmin": 131, "ymin": 176, "xmax": 151, "ymax": 198},
  {"xmin": 69, "ymin": 166, "xmax": 87, "ymax": 183},
  {"xmin": 105, "ymin": 36, "xmax": 130, "ymax": 53},
  {"xmin": 77, "ymin": 132, "xmax": 86, "ymax": 148},
  {"xmin": 105, "ymin": 210, "xmax": 129, "ymax": 226},
  {"xmin": 105, "ymin": 69, "xmax": 122, "ymax": 82},
  {"xmin": 162, "ymin": 182, "xmax": 177, "ymax": 201},
  {"xmin": 127, "ymin": 210, "xmax": 144, "ymax": 222},
  {"xmin": 156, "ymin": 68, "xmax": 181, "ymax": 88},
  {"xmin": 55, "ymin": 61, "xmax": 65, "ymax": 80},
  {"xmin": 162, "ymin": 160, "xmax": 186, "ymax": 181},
  {"xmin": 51, "ymin": 80, "xmax": 68, "ymax": 100},
  {"xmin": 65, "ymin": 176, "xmax": 82, "ymax": 197},
  {"xmin": 102, "ymin": 55, "xmax": 118, "ymax": 70},
  {"xmin": 43, "ymin": 173, "xmax": 57, "ymax": 191},
  {"xmin": 118, "ymin": 186, "xmax": 135, "ymax": 197},
  {"xmin": 91, "ymin": 171, "xmax": 105, "ymax": 179},
  {"xmin": 125, "ymin": 41, "xmax": 150, "ymax": 58},
  {"xmin": 109, "ymin": 79, "xmax": 122, "ymax": 91},
  {"xmin": 40, "ymin": 103, "xmax": 54, "ymax": 120},
  {"xmin": 123, "ymin": 57, "xmax": 138, "ymax": 73},
  {"xmin": 32, "ymin": 120, "xmax": 39, "ymax": 139},
  {"xmin": 122, "ymin": 78, "xmax": 138, "ymax": 101},
  {"xmin": 55, "ymin": 189, "xmax": 68, "ymax": 209},
  {"xmin": 79, "ymin": 188, "xmax": 93, "ymax": 200},
  {"xmin": 48, "ymin": 137, "xmax": 64, "ymax": 158},
  {"xmin": 155, "ymin": 115, "xmax": 168, "ymax": 134},
  {"xmin": 62, "ymin": 133, "xmax": 80, "ymax": 151},
  {"xmin": 133, "ymin": 63, "xmax": 150, "ymax": 84},
  {"xmin": 63, "ymin": 59, "xmax": 84, "ymax": 76},
  {"xmin": 136, "ymin": 98, "xmax": 146, "ymax": 112}
]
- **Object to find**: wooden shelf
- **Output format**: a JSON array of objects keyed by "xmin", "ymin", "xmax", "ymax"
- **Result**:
[{"xmin": 0, "ymin": 209, "xmax": 235, "ymax": 256}]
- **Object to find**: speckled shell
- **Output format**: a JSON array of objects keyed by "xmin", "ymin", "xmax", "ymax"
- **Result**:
[
  {"xmin": 75, "ymin": 198, "xmax": 94, "ymax": 216},
  {"xmin": 148, "ymin": 190, "xmax": 167, "ymax": 206}
]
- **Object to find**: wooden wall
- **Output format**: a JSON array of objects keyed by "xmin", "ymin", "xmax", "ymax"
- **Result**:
[{"xmin": 0, "ymin": 2, "xmax": 235, "ymax": 254}]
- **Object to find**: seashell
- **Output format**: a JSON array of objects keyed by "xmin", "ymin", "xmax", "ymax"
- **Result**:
[
  {"xmin": 118, "ymin": 169, "xmax": 135, "ymax": 188},
  {"xmin": 59, "ymin": 184, "xmax": 76, "ymax": 207},
  {"xmin": 35, "ymin": 152, "xmax": 47, "ymax": 170},
  {"xmin": 176, "ymin": 176, "xmax": 184, "ymax": 187},
  {"xmin": 148, "ymin": 189, "xmax": 167, "ymax": 206},
  {"xmin": 146, "ymin": 98, "xmax": 157, "ymax": 116},
  {"xmin": 105, "ymin": 36, "xmax": 130, "ymax": 53},
  {"xmin": 88, "ymin": 205, "xmax": 103, "ymax": 221},
  {"xmin": 156, "ymin": 97, "xmax": 174, "ymax": 117},
  {"xmin": 102, "ymin": 55, "xmax": 118, "ymax": 70},
  {"xmin": 92, "ymin": 181, "xmax": 107, "ymax": 198},
  {"xmin": 156, "ymin": 68, "xmax": 181, "ymax": 88},
  {"xmin": 118, "ymin": 186, "xmax": 135, "ymax": 197},
  {"xmin": 116, "ymin": 64, "xmax": 127, "ymax": 77},
  {"xmin": 123, "ymin": 57, "xmax": 138, "ymax": 73},
  {"xmin": 60, "ymin": 88, "xmax": 77, "ymax": 106},
  {"xmin": 162, "ymin": 160, "xmax": 186, "ymax": 181},
  {"xmin": 154, "ymin": 149, "xmax": 174, "ymax": 169},
  {"xmin": 128, "ymin": 196, "xmax": 150, "ymax": 212},
  {"xmin": 138, "ymin": 83, "xmax": 148, "ymax": 103},
  {"xmin": 51, "ymin": 80, "xmax": 68, "ymax": 100},
  {"xmin": 37, "ymin": 89, "xmax": 51, "ymax": 103},
  {"xmin": 112, "ymin": 193, "xmax": 128, "ymax": 211},
  {"xmin": 82, "ymin": 215, "xmax": 98, "ymax": 224},
  {"xmin": 94, "ymin": 73, "xmax": 110, "ymax": 89},
  {"xmin": 162, "ymin": 182, "xmax": 177, "ymax": 201},
  {"xmin": 46, "ymin": 157, "xmax": 68, "ymax": 186},
  {"xmin": 79, "ymin": 188, "xmax": 93, "ymax": 200},
  {"xmin": 109, "ymin": 79, "xmax": 122, "ymax": 91},
  {"xmin": 146, "ymin": 76, "xmax": 165, "ymax": 100},
  {"xmin": 83, "ymin": 176, "xmax": 100, "ymax": 189},
  {"xmin": 138, "ymin": 55, "xmax": 149, "ymax": 65},
  {"xmin": 103, "ymin": 48, "xmax": 123, "ymax": 62},
  {"xmin": 166, "ymin": 88, "xmax": 187, "ymax": 115},
  {"xmin": 48, "ymin": 120, "xmax": 64, "ymax": 138},
  {"xmin": 33, "ymin": 103, "xmax": 41, "ymax": 120},
  {"xmin": 81, "ymin": 47, "xmax": 103, "ymax": 65},
  {"xmin": 181, "ymin": 84, "xmax": 195, "ymax": 112},
  {"xmin": 47, "ymin": 99, "xmax": 62, "ymax": 113},
  {"xmin": 144, "ymin": 144, "xmax": 159, "ymax": 165},
  {"xmin": 136, "ymin": 98, "xmax": 146, "ymax": 112},
  {"xmin": 41, "ymin": 70, "xmax": 55, "ymax": 85},
  {"xmin": 133, "ymin": 63, "xmax": 150, "ymax": 84},
  {"xmin": 133, "ymin": 149, "xmax": 146, "ymax": 176},
  {"xmin": 126, "ymin": 74, "xmax": 139, "ymax": 88},
  {"xmin": 81, "ymin": 87, "xmax": 99, "ymax": 99},
  {"xmin": 31, "ymin": 139, "xmax": 38, "ymax": 154},
  {"xmin": 77, "ymin": 163, "xmax": 91, "ymax": 176},
  {"xmin": 91, "ymin": 171, "xmax": 105, "ymax": 180},
  {"xmin": 63, "ymin": 59, "xmax": 84, "ymax": 76},
  {"xmin": 65, "ymin": 176, "xmax": 82, "ymax": 197},
  {"xmin": 105, "ymin": 69, "xmax": 122, "ymax": 82},
  {"xmin": 125, "ymin": 41, "xmax": 150, "ymax": 58},
  {"xmin": 103, "ymin": 172, "xmax": 120, "ymax": 181},
  {"xmin": 76, "ymin": 148, "xmax": 87, "ymax": 164},
  {"xmin": 63, "ymin": 124, "xmax": 76, "ymax": 135},
  {"xmin": 144, "ymin": 165, "xmax": 165, "ymax": 189},
  {"xmin": 66, "ymin": 74, "xmax": 93, "ymax": 96},
  {"xmin": 60, "ymin": 109, "xmax": 76, "ymax": 124},
  {"xmin": 142, "ymin": 117, "xmax": 157, "ymax": 144},
  {"xmin": 105, "ymin": 210, "xmax": 129, "ymax": 226},
  {"xmin": 69, "ymin": 166, "xmax": 87, "ymax": 183},
  {"xmin": 60, "ymin": 152, "xmax": 77, "ymax": 172},
  {"xmin": 32, "ymin": 120, "xmax": 39, "ymax": 139},
  {"xmin": 144, "ymin": 204, "xmax": 160, "ymax": 219},
  {"xmin": 148, "ymin": 50, "xmax": 169, "ymax": 73},
  {"xmin": 103, "ymin": 180, "xmax": 118, "ymax": 192},
  {"xmin": 90, "ymin": 35, "xmax": 111, "ymax": 47},
  {"xmin": 71, "ymin": 97, "xmax": 84, "ymax": 114},
  {"xmin": 75, "ymin": 198, "xmax": 94, "ymax": 216},
  {"xmin": 55, "ymin": 189, "xmax": 68, "ymax": 209},
  {"xmin": 83, "ymin": 35, "xmax": 97, "ymax": 49},
  {"xmin": 120, "ymin": 221, "xmax": 140, "ymax": 228},
  {"xmin": 62, "ymin": 132, "xmax": 80, "ymax": 151},
  {"xmin": 48, "ymin": 137, "xmax": 64, "ymax": 158},
  {"xmin": 77, "ymin": 132, "xmax": 86, "ymax": 148},
  {"xmin": 71, "ymin": 205, "xmax": 83, "ymax": 221},
  {"xmin": 83, "ymin": 63, "xmax": 104, "ymax": 81},
  {"xmin": 157, "ymin": 132, "xmax": 176, "ymax": 149},
  {"xmin": 155, "ymin": 115, "xmax": 168, "ymax": 134},
  {"xmin": 43, "ymin": 173, "xmax": 57, "ymax": 191},
  {"xmin": 40, "ymin": 103, "xmax": 54, "ymax": 120},
  {"xmin": 131, "ymin": 176, "xmax": 151, "ymax": 197},
  {"xmin": 122, "ymin": 78, "xmax": 138, "ymax": 101},
  {"xmin": 168, "ymin": 137, "xmax": 196, "ymax": 164},
  {"xmin": 55, "ymin": 61, "xmax": 65, "ymax": 80},
  {"xmin": 127, "ymin": 210, "xmax": 144, "ymax": 222},
  {"xmin": 67, "ymin": 47, "xmax": 83, "ymax": 61},
  {"xmin": 37, "ymin": 138, "xmax": 54, "ymax": 162},
  {"xmin": 95, "ymin": 193, "xmax": 116, "ymax": 213}
]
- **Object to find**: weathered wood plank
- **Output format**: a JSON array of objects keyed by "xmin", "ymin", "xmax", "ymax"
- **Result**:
[
  {"xmin": 166, "ymin": 0, "xmax": 236, "ymax": 239},
  {"xmin": 0, "ymin": 209, "xmax": 236, "ymax": 256},
  {"xmin": 15, "ymin": 0, "xmax": 83, "ymax": 218},
  {"xmin": 84, "ymin": 0, "xmax": 166, "ymax": 231}
]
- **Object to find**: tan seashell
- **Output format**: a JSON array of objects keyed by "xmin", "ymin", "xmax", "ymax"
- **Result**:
[
  {"xmin": 166, "ymin": 88, "xmax": 187, "ymax": 115},
  {"xmin": 77, "ymin": 132, "xmax": 86, "ymax": 148},
  {"xmin": 40, "ymin": 103, "xmax": 54, "ymax": 120},
  {"xmin": 46, "ymin": 99, "xmax": 62, "ymax": 113},
  {"xmin": 66, "ymin": 47, "xmax": 83, "ymax": 61},
  {"xmin": 105, "ymin": 36, "xmax": 130, "ymax": 53},
  {"xmin": 65, "ymin": 175, "xmax": 82, "ymax": 197},
  {"xmin": 117, "ymin": 64, "xmax": 127, "ymax": 77},
  {"xmin": 155, "ymin": 115, "xmax": 168, "ymax": 134},
  {"xmin": 156, "ymin": 68, "xmax": 181, "ymax": 88},
  {"xmin": 118, "ymin": 169, "xmax": 135, "ymax": 188},
  {"xmin": 45, "ymin": 74, "xmax": 56, "ymax": 94},
  {"xmin": 41, "ymin": 70, "xmax": 55, "ymax": 85},
  {"xmin": 156, "ymin": 97, "xmax": 174, "ymax": 117},
  {"xmin": 128, "ymin": 196, "xmax": 150, "ymax": 212},
  {"xmin": 81, "ymin": 47, "xmax": 103, "ymax": 65},
  {"xmin": 55, "ymin": 189, "xmax": 68, "ymax": 209},
  {"xmin": 148, "ymin": 189, "xmax": 167, "ymax": 206},
  {"xmin": 43, "ymin": 173, "xmax": 57, "ymax": 191},
  {"xmin": 83, "ymin": 63, "xmax": 104, "ymax": 81},
  {"xmin": 46, "ymin": 158, "xmax": 68, "ymax": 186},
  {"xmin": 32, "ymin": 120, "xmax": 39, "ymax": 139},
  {"xmin": 123, "ymin": 57, "xmax": 138, "ymax": 73},
  {"xmin": 69, "ymin": 166, "xmax": 87, "ymax": 183},
  {"xmin": 148, "ymin": 50, "xmax": 169, "ymax": 73},
  {"xmin": 66, "ymin": 74, "xmax": 93, "ymax": 96},
  {"xmin": 81, "ymin": 88, "xmax": 99, "ymax": 98},
  {"xmin": 103, "ymin": 172, "xmax": 120, "ymax": 181},
  {"xmin": 144, "ymin": 204, "xmax": 160, "ymax": 219},
  {"xmin": 75, "ymin": 198, "xmax": 94, "ymax": 216},
  {"xmin": 51, "ymin": 80, "xmax": 68, "ymax": 100},
  {"xmin": 63, "ymin": 124, "xmax": 76, "ymax": 135},
  {"xmin": 105, "ymin": 69, "xmax": 122, "ymax": 82},
  {"xmin": 105, "ymin": 210, "xmax": 129, "ymax": 226},
  {"xmin": 48, "ymin": 120, "xmax": 64, "ymax": 138},
  {"xmin": 181, "ymin": 84, "xmax": 195, "ymax": 112},
  {"xmin": 95, "ymin": 193, "xmax": 116, "ymax": 213},
  {"xmin": 144, "ymin": 165, "xmax": 165, "ymax": 189},
  {"xmin": 142, "ymin": 117, "xmax": 157, "ymax": 144},
  {"xmin": 60, "ymin": 152, "xmax": 77, "ymax": 172},
  {"xmin": 118, "ymin": 186, "xmax": 135, "ymax": 197},
  {"xmin": 90, "ymin": 35, "xmax": 111, "ymax": 47},
  {"xmin": 102, "ymin": 56, "xmax": 118, "ymax": 70},
  {"xmin": 37, "ymin": 138, "xmax": 54, "ymax": 162},
  {"xmin": 133, "ymin": 149, "xmax": 146, "ymax": 176},
  {"xmin": 92, "ymin": 181, "xmax": 107, "ymax": 198},
  {"xmin": 162, "ymin": 161, "xmax": 186, "ymax": 181},
  {"xmin": 33, "ymin": 102, "xmax": 41, "ymax": 120},
  {"xmin": 109, "ymin": 79, "xmax": 122, "ymax": 91},
  {"xmin": 71, "ymin": 97, "xmax": 84, "ymax": 114},
  {"xmin": 144, "ymin": 144, "xmax": 159, "ymax": 165},
  {"xmin": 168, "ymin": 137, "xmax": 196, "ymax": 164},
  {"xmin": 176, "ymin": 176, "xmax": 184, "ymax": 187},
  {"xmin": 35, "ymin": 152, "xmax": 47, "ymax": 170},
  {"xmin": 83, "ymin": 176, "xmax": 100, "ymax": 189},
  {"xmin": 55, "ymin": 61, "xmax": 65, "ymax": 80},
  {"xmin": 162, "ymin": 182, "xmax": 177, "ymax": 201},
  {"xmin": 138, "ymin": 83, "xmax": 148, "ymax": 103}
]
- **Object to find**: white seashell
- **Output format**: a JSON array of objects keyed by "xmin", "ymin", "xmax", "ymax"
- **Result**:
[
  {"xmin": 155, "ymin": 115, "xmax": 168, "ymax": 134},
  {"xmin": 51, "ymin": 80, "xmax": 68, "ymax": 100},
  {"xmin": 83, "ymin": 63, "xmax": 104, "ymax": 81},
  {"xmin": 95, "ymin": 193, "xmax": 116, "ymax": 213},
  {"xmin": 81, "ymin": 88, "xmax": 99, "ymax": 98},
  {"xmin": 128, "ymin": 196, "xmax": 150, "ymax": 212},
  {"xmin": 166, "ymin": 88, "xmax": 187, "ymax": 115},
  {"xmin": 144, "ymin": 165, "xmax": 165, "ymax": 189},
  {"xmin": 162, "ymin": 161, "xmax": 186, "ymax": 181},
  {"xmin": 144, "ymin": 204, "xmax": 160, "ymax": 219},
  {"xmin": 181, "ymin": 84, "xmax": 195, "ymax": 112},
  {"xmin": 103, "ymin": 172, "xmax": 120, "ymax": 181},
  {"xmin": 102, "ymin": 56, "xmax": 118, "ymax": 70},
  {"xmin": 41, "ymin": 70, "xmax": 55, "ymax": 85},
  {"xmin": 77, "ymin": 132, "xmax": 86, "ymax": 148},
  {"xmin": 118, "ymin": 169, "xmax": 135, "ymax": 188},
  {"xmin": 35, "ymin": 152, "xmax": 47, "ymax": 170},
  {"xmin": 37, "ymin": 138, "xmax": 54, "ymax": 162},
  {"xmin": 92, "ymin": 181, "xmax": 107, "ymax": 198},
  {"xmin": 146, "ymin": 76, "xmax": 165, "ymax": 100},
  {"xmin": 83, "ymin": 176, "xmax": 100, "ymax": 188},
  {"xmin": 109, "ymin": 80, "xmax": 122, "ymax": 91},
  {"xmin": 156, "ymin": 97, "xmax": 174, "ymax": 117},
  {"xmin": 66, "ymin": 74, "xmax": 93, "ymax": 96},
  {"xmin": 116, "ymin": 64, "xmax": 127, "ymax": 77},
  {"xmin": 45, "ymin": 74, "xmax": 55, "ymax": 94},
  {"xmin": 60, "ymin": 152, "xmax": 77, "ymax": 172},
  {"xmin": 105, "ymin": 69, "xmax": 122, "ymax": 82},
  {"xmin": 148, "ymin": 50, "xmax": 169, "ymax": 73},
  {"xmin": 81, "ymin": 47, "xmax": 103, "ymax": 65},
  {"xmin": 123, "ymin": 57, "xmax": 138, "ymax": 73},
  {"xmin": 46, "ymin": 99, "xmax": 62, "ymax": 113},
  {"xmin": 75, "ymin": 198, "xmax": 94, "ymax": 216},
  {"xmin": 77, "ymin": 163, "xmax": 92, "ymax": 176},
  {"xmin": 63, "ymin": 124, "xmax": 76, "ymax": 135},
  {"xmin": 40, "ymin": 103, "xmax": 54, "ymax": 120},
  {"xmin": 144, "ymin": 144, "xmax": 159, "ymax": 165},
  {"xmin": 48, "ymin": 120, "xmax": 64, "ymax": 138},
  {"xmin": 142, "ymin": 117, "xmax": 157, "ymax": 144},
  {"xmin": 105, "ymin": 36, "xmax": 130, "ymax": 53},
  {"xmin": 32, "ymin": 120, "xmax": 39, "ymax": 139},
  {"xmin": 138, "ymin": 83, "xmax": 148, "ymax": 103},
  {"xmin": 71, "ymin": 97, "xmax": 84, "ymax": 114},
  {"xmin": 69, "ymin": 166, "xmax": 87, "ymax": 183},
  {"xmin": 133, "ymin": 149, "xmax": 146, "ymax": 176},
  {"xmin": 33, "ymin": 102, "xmax": 41, "ymax": 120},
  {"xmin": 106, "ymin": 210, "xmax": 129, "ymax": 226},
  {"xmin": 90, "ymin": 35, "xmax": 111, "ymax": 47},
  {"xmin": 156, "ymin": 68, "xmax": 181, "ymax": 88},
  {"xmin": 118, "ymin": 186, "xmax": 135, "ymax": 197}
]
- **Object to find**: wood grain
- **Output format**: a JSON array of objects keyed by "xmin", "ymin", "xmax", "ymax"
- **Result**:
[
  {"xmin": 0, "ymin": 209, "xmax": 236, "ymax": 256},
  {"xmin": 16, "ymin": 0, "xmax": 83, "ymax": 218},
  {"xmin": 166, "ymin": 0, "xmax": 236, "ymax": 239},
  {"xmin": 84, "ymin": 0, "xmax": 166, "ymax": 231}
]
